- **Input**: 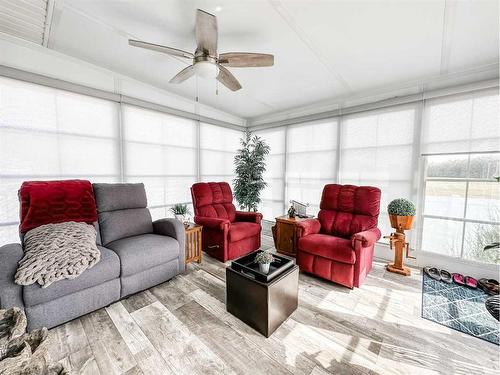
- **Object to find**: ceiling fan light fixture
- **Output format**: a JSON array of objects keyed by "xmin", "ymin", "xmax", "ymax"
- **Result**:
[{"xmin": 194, "ymin": 61, "xmax": 219, "ymax": 79}]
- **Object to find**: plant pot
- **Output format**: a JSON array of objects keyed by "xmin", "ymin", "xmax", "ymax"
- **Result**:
[
  {"xmin": 174, "ymin": 214, "xmax": 185, "ymax": 222},
  {"xmin": 259, "ymin": 263, "xmax": 271, "ymax": 274},
  {"xmin": 389, "ymin": 214, "xmax": 414, "ymax": 231}
]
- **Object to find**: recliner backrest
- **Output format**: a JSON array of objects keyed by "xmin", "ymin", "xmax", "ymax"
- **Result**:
[
  {"xmin": 191, "ymin": 182, "xmax": 236, "ymax": 222},
  {"xmin": 318, "ymin": 184, "xmax": 381, "ymax": 238},
  {"xmin": 93, "ymin": 183, "xmax": 153, "ymax": 245}
]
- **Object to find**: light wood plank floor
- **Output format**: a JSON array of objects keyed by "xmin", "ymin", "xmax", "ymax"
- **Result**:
[{"xmin": 47, "ymin": 233, "xmax": 499, "ymax": 375}]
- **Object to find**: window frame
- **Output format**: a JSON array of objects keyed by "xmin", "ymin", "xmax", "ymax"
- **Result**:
[{"xmin": 417, "ymin": 151, "xmax": 500, "ymax": 264}]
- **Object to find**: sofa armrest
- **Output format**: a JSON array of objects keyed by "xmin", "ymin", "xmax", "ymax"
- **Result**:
[
  {"xmin": 194, "ymin": 216, "xmax": 231, "ymax": 230},
  {"xmin": 296, "ymin": 219, "xmax": 321, "ymax": 238},
  {"xmin": 235, "ymin": 211, "xmax": 263, "ymax": 224},
  {"xmin": 153, "ymin": 218, "xmax": 186, "ymax": 272},
  {"xmin": 351, "ymin": 228, "xmax": 381, "ymax": 249},
  {"xmin": 0, "ymin": 243, "xmax": 25, "ymax": 310}
]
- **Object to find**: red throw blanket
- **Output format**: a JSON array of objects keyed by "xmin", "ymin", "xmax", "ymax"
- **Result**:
[{"xmin": 19, "ymin": 180, "xmax": 97, "ymax": 233}]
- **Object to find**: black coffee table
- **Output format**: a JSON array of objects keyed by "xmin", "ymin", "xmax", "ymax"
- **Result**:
[{"xmin": 226, "ymin": 251, "xmax": 299, "ymax": 337}]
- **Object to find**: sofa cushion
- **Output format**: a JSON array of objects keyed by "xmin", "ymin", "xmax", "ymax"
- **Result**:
[
  {"xmin": 23, "ymin": 246, "xmax": 120, "ymax": 307},
  {"xmin": 93, "ymin": 183, "xmax": 148, "ymax": 212},
  {"xmin": 228, "ymin": 222, "xmax": 261, "ymax": 242},
  {"xmin": 106, "ymin": 234, "xmax": 179, "ymax": 277},
  {"xmin": 98, "ymin": 208, "xmax": 153, "ymax": 245},
  {"xmin": 298, "ymin": 234, "xmax": 355, "ymax": 264},
  {"xmin": 19, "ymin": 180, "xmax": 97, "ymax": 233}
]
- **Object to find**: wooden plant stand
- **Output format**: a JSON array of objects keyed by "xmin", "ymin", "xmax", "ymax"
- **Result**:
[
  {"xmin": 184, "ymin": 223, "xmax": 202, "ymax": 264},
  {"xmin": 384, "ymin": 230, "xmax": 411, "ymax": 276}
]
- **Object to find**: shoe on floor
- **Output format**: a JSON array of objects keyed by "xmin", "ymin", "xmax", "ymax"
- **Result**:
[
  {"xmin": 452, "ymin": 273, "xmax": 466, "ymax": 286},
  {"xmin": 464, "ymin": 276, "xmax": 478, "ymax": 289},
  {"xmin": 485, "ymin": 295, "xmax": 500, "ymax": 321},
  {"xmin": 424, "ymin": 267, "xmax": 441, "ymax": 281},
  {"xmin": 478, "ymin": 278, "xmax": 500, "ymax": 295},
  {"xmin": 440, "ymin": 269, "xmax": 452, "ymax": 283}
]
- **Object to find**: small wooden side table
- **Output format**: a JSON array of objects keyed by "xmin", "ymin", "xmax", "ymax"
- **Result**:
[
  {"xmin": 184, "ymin": 223, "xmax": 202, "ymax": 264},
  {"xmin": 272, "ymin": 215, "xmax": 311, "ymax": 258}
]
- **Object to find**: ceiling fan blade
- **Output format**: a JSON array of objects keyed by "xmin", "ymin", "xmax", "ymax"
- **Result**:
[
  {"xmin": 218, "ymin": 53, "xmax": 274, "ymax": 67},
  {"xmin": 195, "ymin": 9, "xmax": 218, "ymax": 56},
  {"xmin": 217, "ymin": 65, "xmax": 242, "ymax": 91},
  {"xmin": 169, "ymin": 65, "xmax": 195, "ymax": 84},
  {"xmin": 129, "ymin": 39, "xmax": 194, "ymax": 59}
]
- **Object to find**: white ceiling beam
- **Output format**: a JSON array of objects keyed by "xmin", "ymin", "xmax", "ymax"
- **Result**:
[
  {"xmin": 440, "ymin": 0, "xmax": 457, "ymax": 75},
  {"xmin": 268, "ymin": 0, "xmax": 352, "ymax": 93}
]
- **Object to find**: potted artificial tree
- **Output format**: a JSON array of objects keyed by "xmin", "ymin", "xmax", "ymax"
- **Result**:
[
  {"xmin": 233, "ymin": 130, "xmax": 270, "ymax": 212},
  {"xmin": 388, "ymin": 198, "xmax": 416, "ymax": 232},
  {"xmin": 255, "ymin": 250, "xmax": 274, "ymax": 274},
  {"xmin": 170, "ymin": 204, "xmax": 191, "ymax": 224}
]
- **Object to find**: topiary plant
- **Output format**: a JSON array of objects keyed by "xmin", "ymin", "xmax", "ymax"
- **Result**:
[
  {"xmin": 388, "ymin": 198, "xmax": 416, "ymax": 216},
  {"xmin": 255, "ymin": 250, "xmax": 274, "ymax": 264}
]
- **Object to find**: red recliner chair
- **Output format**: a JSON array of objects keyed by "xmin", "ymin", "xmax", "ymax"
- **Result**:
[
  {"xmin": 191, "ymin": 182, "xmax": 262, "ymax": 262},
  {"xmin": 296, "ymin": 184, "xmax": 381, "ymax": 288}
]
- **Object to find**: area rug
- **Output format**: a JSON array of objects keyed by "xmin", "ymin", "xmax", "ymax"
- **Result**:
[{"xmin": 422, "ymin": 273, "xmax": 499, "ymax": 345}]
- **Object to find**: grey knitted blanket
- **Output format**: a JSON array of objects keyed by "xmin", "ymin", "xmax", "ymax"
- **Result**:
[{"xmin": 15, "ymin": 222, "xmax": 100, "ymax": 288}]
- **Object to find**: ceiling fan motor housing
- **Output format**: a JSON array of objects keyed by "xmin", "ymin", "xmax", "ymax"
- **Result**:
[{"xmin": 193, "ymin": 55, "xmax": 219, "ymax": 79}]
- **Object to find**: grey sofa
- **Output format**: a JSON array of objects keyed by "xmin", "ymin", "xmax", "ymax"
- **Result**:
[{"xmin": 0, "ymin": 183, "xmax": 185, "ymax": 330}]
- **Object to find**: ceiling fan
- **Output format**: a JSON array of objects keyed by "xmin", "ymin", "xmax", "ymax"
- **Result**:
[{"xmin": 128, "ymin": 9, "xmax": 274, "ymax": 92}]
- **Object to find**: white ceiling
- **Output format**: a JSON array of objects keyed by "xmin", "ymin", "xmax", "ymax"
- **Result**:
[{"xmin": 25, "ymin": 0, "xmax": 500, "ymax": 119}]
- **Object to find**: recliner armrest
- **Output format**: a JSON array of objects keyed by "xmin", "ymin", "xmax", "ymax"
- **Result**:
[
  {"xmin": 351, "ymin": 228, "xmax": 381, "ymax": 248},
  {"xmin": 153, "ymin": 218, "xmax": 186, "ymax": 272},
  {"xmin": 296, "ymin": 219, "xmax": 321, "ymax": 238},
  {"xmin": 235, "ymin": 211, "xmax": 262, "ymax": 224},
  {"xmin": 194, "ymin": 216, "xmax": 231, "ymax": 230},
  {"xmin": 0, "ymin": 243, "xmax": 25, "ymax": 310}
]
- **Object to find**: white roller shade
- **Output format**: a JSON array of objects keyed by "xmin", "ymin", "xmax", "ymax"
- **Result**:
[
  {"xmin": 122, "ymin": 105, "xmax": 197, "ymax": 220},
  {"xmin": 340, "ymin": 105, "xmax": 417, "ymax": 241},
  {"xmin": 255, "ymin": 127, "xmax": 286, "ymax": 220},
  {"xmin": 421, "ymin": 88, "xmax": 500, "ymax": 155},
  {"xmin": 286, "ymin": 119, "xmax": 338, "ymax": 216},
  {"xmin": 200, "ymin": 122, "xmax": 241, "ymax": 189},
  {"xmin": 0, "ymin": 76, "xmax": 120, "ymax": 243}
]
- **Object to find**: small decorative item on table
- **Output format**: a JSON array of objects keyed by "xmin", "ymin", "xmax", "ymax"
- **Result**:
[
  {"xmin": 384, "ymin": 198, "xmax": 416, "ymax": 276},
  {"xmin": 184, "ymin": 223, "xmax": 202, "ymax": 264},
  {"xmin": 170, "ymin": 203, "xmax": 191, "ymax": 226},
  {"xmin": 255, "ymin": 250, "xmax": 274, "ymax": 274},
  {"xmin": 287, "ymin": 205, "xmax": 296, "ymax": 218}
]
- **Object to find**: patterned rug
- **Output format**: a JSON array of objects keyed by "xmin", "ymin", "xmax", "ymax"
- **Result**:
[{"xmin": 422, "ymin": 273, "xmax": 499, "ymax": 345}]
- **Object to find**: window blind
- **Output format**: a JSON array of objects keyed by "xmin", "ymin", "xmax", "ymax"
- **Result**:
[
  {"xmin": 286, "ymin": 119, "xmax": 338, "ymax": 216},
  {"xmin": 421, "ymin": 88, "xmax": 500, "ymax": 155},
  {"xmin": 200, "ymin": 122, "xmax": 241, "ymax": 189},
  {"xmin": 340, "ymin": 105, "xmax": 417, "ymax": 241},
  {"xmin": 122, "ymin": 105, "xmax": 197, "ymax": 220},
  {"xmin": 255, "ymin": 127, "xmax": 286, "ymax": 220},
  {"xmin": 0, "ymin": 76, "xmax": 120, "ymax": 243}
]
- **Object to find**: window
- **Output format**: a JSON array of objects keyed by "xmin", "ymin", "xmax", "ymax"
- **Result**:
[
  {"xmin": 421, "ymin": 153, "xmax": 500, "ymax": 264},
  {"xmin": 255, "ymin": 127, "xmax": 286, "ymax": 220},
  {"xmin": 0, "ymin": 77, "xmax": 120, "ymax": 243},
  {"xmin": 340, "ymin": 106, "xmax": 417, "ymax": 242},
  {"xmin": 286, "ymin": 119, "xmax": 338, "ymax": 216},
  {"xmin": 420, "ymin": 89, "xmax": 500, "ymax": 264},
  {"xmin": 121, "ymin": 105, "xmax": 197, "ymax": 220},
  {"xmin": 200, "ymin": 123, "xmax": 241, "ymax": 188}
]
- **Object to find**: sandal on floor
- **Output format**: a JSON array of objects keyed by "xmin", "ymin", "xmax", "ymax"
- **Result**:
[
  {"xmin": 424, "ymin": 267, "xmax": 441, "ymax": 281},
  {"xmin": 452, "ymin": 273, "xmax": 465, "ymax": 286},
  {"xmin": 478, "ymin": 279, "xmax": 500, "ymax": 295},
  {"xmin": 440, "ymin": 270, "xmax": 453, "ymax": 284},
  {"xmin": 485, "ymin": 295, "xmax": 500, "ymax": 321},
  {"xmin": 464, "ymin": 276, "xmax": 478, "ymax": 289}
]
